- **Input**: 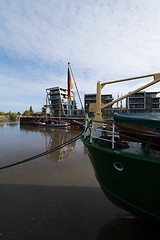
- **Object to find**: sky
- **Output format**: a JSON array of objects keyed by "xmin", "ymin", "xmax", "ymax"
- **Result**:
[{"xmin": 1, "ymin": 0, "xmax": 160, "ymax": 113}]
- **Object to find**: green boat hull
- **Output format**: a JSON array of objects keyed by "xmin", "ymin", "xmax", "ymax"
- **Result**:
[{"xmin": 81, "ymin": 136, "xmax": 160, "ymax": 221}]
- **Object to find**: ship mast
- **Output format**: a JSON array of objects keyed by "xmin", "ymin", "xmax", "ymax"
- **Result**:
[
  {"xmin": 45, "ymin": 90, "xmax": 48, "ymax": 123},
  {"xmin": 68, "ymin": 62, "xmax": 84, "ymax": 113}
]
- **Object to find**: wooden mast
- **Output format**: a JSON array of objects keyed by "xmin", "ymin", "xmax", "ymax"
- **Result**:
[
  {"xmin": 68, "ymin": 62, "xmax": 84, "ymax": 113},
  {"xmin": 45, "ymin": 90, "xmax": 48, "ymax": 123},
  {"xmin": 59, "ymin": 99, "xmax": 61, "ymax": 121}
]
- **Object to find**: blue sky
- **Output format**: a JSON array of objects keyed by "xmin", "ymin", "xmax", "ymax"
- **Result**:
[{"xmin": 1, "ymin": 0, "xmax": 160, "ymax": 113}]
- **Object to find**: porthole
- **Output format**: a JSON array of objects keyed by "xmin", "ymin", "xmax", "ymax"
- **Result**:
[{"xmin": 113, "ymin": 162, "xmax": 124, "ymax": 171}]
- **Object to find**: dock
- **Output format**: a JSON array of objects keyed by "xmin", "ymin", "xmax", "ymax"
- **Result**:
[{"xmin": 20, "ymin": 116, "xmax": 84, "ymax": 125}]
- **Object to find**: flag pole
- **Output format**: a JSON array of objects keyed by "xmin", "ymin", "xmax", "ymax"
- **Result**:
[
  {"xmin": 68, "ymin": 62, "xmax": 84, "ymax": 113},
  {"xmin": 46, "ymin": 90, "xmax": 47, "ymax": 122}
]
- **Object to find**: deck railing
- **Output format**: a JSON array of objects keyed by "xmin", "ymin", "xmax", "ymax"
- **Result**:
[
  {"xmin": 83, "ymin": 116, "xmax": 160, "ymax": 151},
  {"xmin": 83, "ymin": 117, "xmax": 118, "ymax": 149}
]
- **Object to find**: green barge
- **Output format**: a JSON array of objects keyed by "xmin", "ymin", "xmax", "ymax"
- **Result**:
[{"xmin": 81, "ymin": 73, "xmax": 160, "ymax": 221}]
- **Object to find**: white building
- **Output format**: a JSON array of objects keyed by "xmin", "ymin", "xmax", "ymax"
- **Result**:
[
  {"xmin": 126, "ymin": 91, "xmax": 160, "ymax": 113},
  {"xmin": 46, "ymin": 87, "xmax": 78, "ymax": 117}
]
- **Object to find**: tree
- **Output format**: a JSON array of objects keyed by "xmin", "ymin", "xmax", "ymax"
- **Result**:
[
  {"xmin": 29, "ymin": 106, "xmax": 34, "ymax": 115},
  {"xmin": 8, "ymin": 112, "xmax": 17, "ymax": 121},
  {"xmin": 0, "ymin": 111, "xmax": 5, "ymax": 116},
  {"xmin": 22, "ymin": 110, "xmax": 31, "ymax": 116}
]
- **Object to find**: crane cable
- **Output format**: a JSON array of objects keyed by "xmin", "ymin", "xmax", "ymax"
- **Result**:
[{"xmin": 0, "ymin": 133, "xmax": 82, "ymax": 171}]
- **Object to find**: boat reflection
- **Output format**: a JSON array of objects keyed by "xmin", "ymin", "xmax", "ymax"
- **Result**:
[
  {"xmin": 20, "ymin": 125, "xmax": 82, "ymax": 162},
  {"xmin": 96, "ymin": 216, "xmax": 159, "ymax": 240}
]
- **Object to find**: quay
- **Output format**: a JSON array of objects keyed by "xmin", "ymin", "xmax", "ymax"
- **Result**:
[{"xmin": 20, "ymin": 116, "xmax": 85, "ymax": 125}]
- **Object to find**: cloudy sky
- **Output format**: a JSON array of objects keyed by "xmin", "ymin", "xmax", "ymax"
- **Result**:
[{"xmin": 1, "ymin": 0, "xmax": 160, "ymax": 113}]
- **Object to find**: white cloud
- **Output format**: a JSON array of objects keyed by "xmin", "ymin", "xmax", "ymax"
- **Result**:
[{"xmin": 1, "ymin": 0, "xmax": 160, "ymax": 111}]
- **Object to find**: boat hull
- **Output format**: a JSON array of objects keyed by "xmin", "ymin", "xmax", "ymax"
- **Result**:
[
  {"xmin": 81, "ymin": 136, "xmax": 160, "ymax": 221},
  {"xmin": 70, "ymin": 125, "xmax": 81, "ymax": 130},
  {"xmin": 35, "ymin": 122, "xmax": 70, "ymax": 128}
]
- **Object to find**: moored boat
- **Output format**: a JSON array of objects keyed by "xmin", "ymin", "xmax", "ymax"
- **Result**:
[
  {"xmin": 81, "ymin": 72, "xmax": 160, "ymax": 221},
  {"xmin": 82, "ymin": 118, "xmax": 160, "ymax": 221},
  {"xmin": 35, "ymin": 119, "xmax": 70, "ymax": 128},
  {"xmin": 70, "ymin": 120, "xmax": 84, "ymax": 130}
]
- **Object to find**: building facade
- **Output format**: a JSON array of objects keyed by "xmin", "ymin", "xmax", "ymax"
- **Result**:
[
  {"xmin": 46, "ymin": 87, "xmax": 78, "ymax": 117},
  {"xmin": 84, "ymin": 93, "xmax": 114, "ymax": 117},
  {"xmin": 126, "ymin": 91, "xmax": 160, "ymax": 113}
]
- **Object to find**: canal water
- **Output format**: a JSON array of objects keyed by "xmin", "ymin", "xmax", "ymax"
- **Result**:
[{"xmin": 0, "ymin": 122, "xmax": 159, "ymax": 239}]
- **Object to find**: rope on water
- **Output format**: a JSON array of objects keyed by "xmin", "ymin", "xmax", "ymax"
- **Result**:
[{"xmin": 0, "ymin": 133, "xmax": 82, "ymax": 170}]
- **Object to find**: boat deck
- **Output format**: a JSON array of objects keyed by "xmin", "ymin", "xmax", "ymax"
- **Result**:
[
  {"xmin": 83, "ymin": 116, "xmax": 160, "ymax": 162},
  {"xmin": 119, "ymin": 141, "xmax": 160, "ymax": 158}
]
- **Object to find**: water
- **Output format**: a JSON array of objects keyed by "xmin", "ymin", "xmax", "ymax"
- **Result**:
[{"xmin": 0, "ymin": 122, "xmax": 158, "ymax": 239}]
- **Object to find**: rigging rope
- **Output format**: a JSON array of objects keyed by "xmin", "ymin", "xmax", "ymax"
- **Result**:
[{"xmin": 0, "ymin": 133, "xmax": 82, "ymax": 171}]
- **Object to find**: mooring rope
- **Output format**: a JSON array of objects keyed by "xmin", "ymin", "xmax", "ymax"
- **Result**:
[{"xmin": 0, "ymin": 133, "xmax": 82, "ymax": 170}]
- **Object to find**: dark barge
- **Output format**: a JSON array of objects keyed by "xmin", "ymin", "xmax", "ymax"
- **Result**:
[{"xmin": 20, "ymin": 116, "xmax": 84, "ymax": 127}]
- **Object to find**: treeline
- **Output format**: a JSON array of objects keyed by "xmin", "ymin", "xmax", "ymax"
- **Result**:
[
  {"xmin": 0, "ymin": 106, "xmax": 43, "ymax": 121},
  {"xmin": 0, "ymin": 111, "xmax": 20, "ymax": 121},
  {"xmin": 20, "ymin": 106, "xmax": 43, "ymax": 117}
]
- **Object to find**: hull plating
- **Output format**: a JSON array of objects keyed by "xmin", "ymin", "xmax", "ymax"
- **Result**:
[{"xmin": 82, "ymin": 136, "xmax": 160, "ymax": 221}]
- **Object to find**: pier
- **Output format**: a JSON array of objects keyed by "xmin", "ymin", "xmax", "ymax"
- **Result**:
[{"xmin": 20, "ymin": 116, "xmax": 84, "ymax": 125}]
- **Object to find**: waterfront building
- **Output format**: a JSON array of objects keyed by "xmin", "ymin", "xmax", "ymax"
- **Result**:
[
  {"xmin": 84, "ymin": 93, "xmax": 114, "ymax": 117},
  {"xmin": 42, "ymin": 104, "xmax": 50, "ymax": 116},
  {"xmin": 126, "ymin": 91, "xmax": 160, "ymax": 113},
  {"xmin": 46, "ymin": 87, "xmax": 78, "ymax": 117}
]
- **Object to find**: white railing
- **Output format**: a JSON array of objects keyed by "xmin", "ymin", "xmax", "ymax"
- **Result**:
[{"xmin": 83, "ymin": 117, "xmax": 118, "ymax": 149}]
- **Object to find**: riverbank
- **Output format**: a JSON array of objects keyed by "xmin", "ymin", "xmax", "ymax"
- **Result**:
[
  {"xmin": 0, "ymin": 116, "xmax": 20, "ymax": 123},
  {"xmin": 0, "ymin": 116, "xmax": 8, "ymax": 122}
]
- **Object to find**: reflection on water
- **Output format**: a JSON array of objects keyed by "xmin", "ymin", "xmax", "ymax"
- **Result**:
[
  {"xmin": 20, "ymin": 125, "xmax": 82, "ymax": 162},
  {"xmin": 1, "ymin": 122, "xmax": 157, "ymax": 240},
  {"xmin": 0, "ymin": 121, "xmax": 18, "ymax": 127},
  {"xmin": 43, "ymin": 128, "xmax": 77, "ymax": 161},
  {"xmin": 6, "ymin": 122, "xmax": 19, "ymax": 127},
  {"xmin": 0, "ymin": 122, "xmax": 96, "ymax": 188},
  {"xmin": 97, "ymin": 216, "xmax": 159, "ymax": 240}
]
